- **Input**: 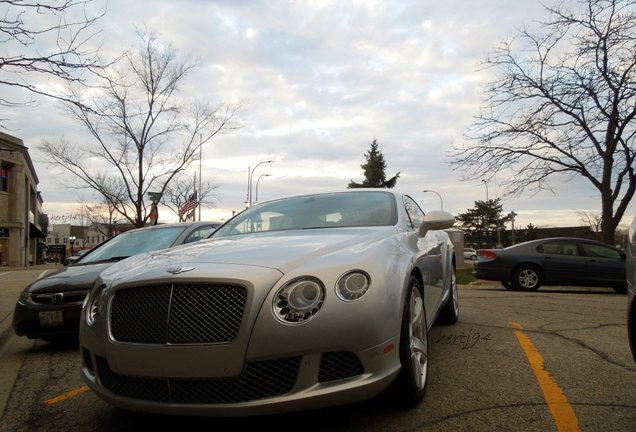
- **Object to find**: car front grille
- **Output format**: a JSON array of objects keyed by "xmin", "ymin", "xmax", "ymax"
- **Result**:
[
  {"xmin": 31, "ymin": 290, "xmax": 88, "ymax": 305},
  {"xmin": 95, "ymin": 355, "xmax": 300, "ymax": 404},
  {"xmin": 318, "ymin": 351, "xmax": 365, "ymax": 383},
  {"xmin": 110, "ymin": 283, "xmax": 247, "ymax": 345}
]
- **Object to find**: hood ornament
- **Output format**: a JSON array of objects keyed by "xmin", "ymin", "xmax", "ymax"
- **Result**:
[{"xmin": 167, "ymin": 266, "xmax": 195, "ymax": 275}]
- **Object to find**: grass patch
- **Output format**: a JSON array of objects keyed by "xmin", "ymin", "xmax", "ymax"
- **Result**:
[{"xmin": 457, "ymin": 267, "xmax": 476, "ymax": 285}]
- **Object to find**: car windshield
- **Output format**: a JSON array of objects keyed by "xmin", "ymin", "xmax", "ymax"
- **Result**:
[
  {"xmin": 79, "ymin": 226, "xmax": 188, "ymax": 263},
  {"xmin": 213, "ymin": 191, "xmax": 397, "ymax": 237}
]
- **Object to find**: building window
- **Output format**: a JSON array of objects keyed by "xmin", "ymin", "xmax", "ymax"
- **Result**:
[
  {"xmin": 63, "ymin": 238, "xmax": 67, "ymax": 244},
  {"xmin": 46, "ymin": 237, "xmax": 51, "ymax": 244},
  {"xmin": 55, "ymin": 238, "xmax": 59, "ymax": 244},
  {"xmin": 1, "ymin": 164, "xmax": 7, "ymax": 192}
]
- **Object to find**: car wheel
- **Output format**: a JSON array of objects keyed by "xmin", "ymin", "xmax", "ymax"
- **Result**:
[
  {"xmin": 471, "ymin": 255, "xmax": 477, "ymax": 261},
  {"xmin": 436, "ymin": 266, "xmax": 459, "ymax": 325},
  {"xmin": 393, "ymin": 276, "xmax": 428, "ymax": 406},
  {"xmin": 502, "ymin": 281, "xmax": 515, "ymax": 290},
  {"xmin": 513, "ymin": 266, "xmax": 542, "ymax": 291}
]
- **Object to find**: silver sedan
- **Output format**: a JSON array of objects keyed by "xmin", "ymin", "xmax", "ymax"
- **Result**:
[{"xmin": 80, "ymin": 190, "xmax": 458, "ymax": 416}]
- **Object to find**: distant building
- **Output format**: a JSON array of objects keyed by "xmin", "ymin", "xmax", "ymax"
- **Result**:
[
  {"xmin": 45, "ymin": 223, "xmax": 111, "ymax": 260},
  {"xmin": 0, "ymin": 132, "xmax": 47, "ymax": 266}
]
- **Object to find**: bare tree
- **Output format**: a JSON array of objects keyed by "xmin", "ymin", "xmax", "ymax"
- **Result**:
[
  {"xmin": 0, "ymin": 0, "xmax": 107, "ymax": 119},
  {"xmin": 161, "ymin": 174, "xmax": 220, "ymax": 222},
  {"xmin": 39, "ymin": 29, "xmax": 243, "ymax": 228},
  {"xmin": 577, "ymin": 210, "xmax": 603, "ymax": 240},
  {"xmin": 450, "ymin": 0, "xmax": 636, "ymax": 245},
  {"xmin": 77, "ymin": 201, "xmax": 123, "ymax": 238}
]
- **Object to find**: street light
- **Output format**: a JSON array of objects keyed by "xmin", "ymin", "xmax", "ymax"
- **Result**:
[
  {"xmin": 247, "ymin": 160, "xmax": 274, "ymax": 206},
  {"xmin": 69, "ymin": 236, "xmax": 76, "ymax": 257},
  {"xmin": 254, "ymin": 174, "xmax": 271, "ymax": 205},
  {"xmin": 422, "ymin": 190, "xmax": 443, "ymax": 211},
  {"xmin": 482, "ymin": 180, "xmax": 489, "ymax": 247}
]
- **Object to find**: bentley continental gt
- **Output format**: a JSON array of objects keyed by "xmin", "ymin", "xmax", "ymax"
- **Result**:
[{"xmin": 80, "ymin": 190, "xmax": 458, "ymax": 416}]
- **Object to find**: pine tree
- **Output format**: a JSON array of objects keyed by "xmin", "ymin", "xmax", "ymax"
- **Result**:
[{"xmin": 348, "ymin": 139, "xmax": 400, "ymax": 189}]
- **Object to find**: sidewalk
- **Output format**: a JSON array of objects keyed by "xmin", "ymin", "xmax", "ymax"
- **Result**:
[{"xmin": 0, "ymin": 263, "xmax": 60, "ymax": 354}]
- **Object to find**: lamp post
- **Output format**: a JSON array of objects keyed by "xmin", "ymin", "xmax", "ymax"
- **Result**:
[
  {"xmin": 422, "ymin": 190, "xmax": 443, "ymax": 211},
  {"xmin": 482, "ymin": 180, "xmax": 489, "ymax": 248},
  {"xmin": 254, "ymin": 174, "xmax": 270, "ymax": 205},
  {"xmin": 247, "ymin": 160, "xmax": 274, "ymax": 206},
  {"xmin": 69, "ymin": 236, "xmax": 76, "ymax": 257}
]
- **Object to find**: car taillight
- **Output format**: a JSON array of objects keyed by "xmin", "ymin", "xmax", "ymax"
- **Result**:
[{"xmin": 478, "ymin": 250, "xmax": 498, "ymax": 260}]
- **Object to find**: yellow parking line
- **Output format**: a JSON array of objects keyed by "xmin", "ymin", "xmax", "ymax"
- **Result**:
[
  {"xmin": 44, "ymin": 386, "xmax": 90, "ymax": 405},
  {"xmin": 510, "ymin": 323, "xmax": 582, "ymax": 432}
]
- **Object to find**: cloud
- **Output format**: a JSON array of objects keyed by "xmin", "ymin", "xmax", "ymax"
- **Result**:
[{"xmin": 4, "ymin": 0, "xmax": 635, "ymax": 231}]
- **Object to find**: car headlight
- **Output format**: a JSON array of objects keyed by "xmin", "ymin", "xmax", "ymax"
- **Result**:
[
  {"xmin": 273, "ymin": 277, "xmax": 325, "ymax": 324},
  {"xmin": 85, "ymin": 284, "xmax": 107, "ymax": 326},
  {"xmin": 336, "ymin": 270, "xmax": 371, "ymax": 301},
  {"xmin": 18, "ymin": 290, "xmax": 33, "ymax": 305}
]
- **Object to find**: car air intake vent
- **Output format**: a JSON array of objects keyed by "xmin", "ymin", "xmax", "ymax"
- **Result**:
[
  {"xmin": 318, "ymin": 351, "xmax": 365, "ymax": 382},
  {"xmin": 95, "ymin": 355, "xmax": 300, "ymax": 404},
  {"xmin": 82, "ymin": 347, "xmax": 94, "ymax": 375},
  {"xmin": 110, "ymin": 283, "xmax": 247, "ymax": 345}
]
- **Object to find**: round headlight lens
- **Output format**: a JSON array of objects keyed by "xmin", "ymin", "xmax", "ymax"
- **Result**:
[
  {"xmin": 273, "ymin": 277, "xmax": 325, "ymax": 324},
  {"xmin": 85, "ymin": 284, "xmax": 106, "ymax": 326},
  {"xmin": 336, "ymin": 270, "xmax": 371, "ymax": 301}
]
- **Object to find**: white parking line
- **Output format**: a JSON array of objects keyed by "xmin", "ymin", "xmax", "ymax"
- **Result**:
[
  {"xmin": 37, "ymin": 270, "xmax": 51, "ymax": 279},
  {"xmin": 0, "ymin": 272, "xmax": 12, "ymax": 277}
]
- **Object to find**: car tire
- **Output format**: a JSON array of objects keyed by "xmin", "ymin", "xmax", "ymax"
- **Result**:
[
  {"xmin": 512, "ymin": 266, "xmax": 542, "ymax": 291},
  {"xmin": 436, "ymin": 266, "xmax": 459, "ymax": 325},
  {"xmin": 393, "ymin": 276, "xmax": 429, "ymax": 407},
  {"xmin": 502, "ymin": 281, "xmax": 515, "ymax": 290},
  {"xmin": 42, "ymin": 335, "xmax": 78, "ymax": 345},
  {"xmin": 471, "ymin": 255, "xmax": 477, "ymax": 261},
  {"xmin": 613, "ymin": 285, "xmax": 627, "ymax": 294}
]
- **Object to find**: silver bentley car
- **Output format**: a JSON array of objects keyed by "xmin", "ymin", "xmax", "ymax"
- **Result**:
[{"xmin": 79, "ymin": 190, "xmax": 458, "ymax": 416}]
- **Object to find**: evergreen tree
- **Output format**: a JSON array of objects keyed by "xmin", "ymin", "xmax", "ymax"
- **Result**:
[
  {"xmin": 456, "ymin": 199, "xmax": 511, "ymax": 248},
  {"xmin": 348, "ymin": 139, "xmax": 400, "ymax": 188}
]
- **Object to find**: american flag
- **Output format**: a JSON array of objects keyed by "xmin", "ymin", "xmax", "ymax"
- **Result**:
[{"xmin": 179, "ymin": 193, "xmax": 198, "ymax": 218}]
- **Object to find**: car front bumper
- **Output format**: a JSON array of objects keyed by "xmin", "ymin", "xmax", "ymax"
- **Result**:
[
  {"xmin": 12, "ymin": 292, "xmax": 87, "ymax": 339},
  {"xmin": 80, "ymin": 336, "xmax": 401, "ymax": 416}
]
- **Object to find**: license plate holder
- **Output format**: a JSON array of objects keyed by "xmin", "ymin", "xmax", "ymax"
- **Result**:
[{"xmin": 39, "ymin": 311, "xmax": 64, "ymax": 327}]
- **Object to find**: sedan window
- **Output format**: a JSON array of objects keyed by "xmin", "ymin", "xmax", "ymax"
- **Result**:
[
  {"xmin": 536, "ymin": 240, "xmax": 580, "ymax": 256},
  {"xmin": 404, "ymin": 195, "xmax": 424, "ymax": 230},
  {"xmin": 581, "ymin": 243, "xmax": 622, "ymax": 259}
]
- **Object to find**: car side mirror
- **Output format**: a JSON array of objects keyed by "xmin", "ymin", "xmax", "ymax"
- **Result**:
[{"xmin": 419, "ymin": 211, "xmax": 455, "ymax": 237}]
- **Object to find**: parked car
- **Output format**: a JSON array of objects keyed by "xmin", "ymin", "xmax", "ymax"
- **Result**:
[
  {"xmin": 627, "ymin": 216, "xmax": 636, "ymax": 363},
  {"xmin": 80, "ymin": 190, "xmax": 458, "ymax": 416},
  {"xmin": 473, "ymin": 237, "xmax": 626, "ymax": 292},
  {"xmin": 464, "ymin": 248, "xmax": 477, "ymax": 261},
  {"xmin": 13, "ymin": 222, "xmax": 220, "ymax": 342},
  {"xmin": 64, "ymin": 249, "xmax": 90, "ymax": 266}
]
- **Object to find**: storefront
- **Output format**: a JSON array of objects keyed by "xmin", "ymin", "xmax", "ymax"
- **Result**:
[{"xmin": 0, "ymin": 227, "xmax": 8, "ymax": 266}]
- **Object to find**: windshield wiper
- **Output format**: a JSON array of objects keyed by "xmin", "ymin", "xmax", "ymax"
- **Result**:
[{"xmin": 84, "ymin": 256, "xmax": 131, "ymax": 264}]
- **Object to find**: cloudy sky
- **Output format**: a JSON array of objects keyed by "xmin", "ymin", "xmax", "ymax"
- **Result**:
[{"xmin": 5, "ymin": 0, "xmax": 633, "ymax": 230}]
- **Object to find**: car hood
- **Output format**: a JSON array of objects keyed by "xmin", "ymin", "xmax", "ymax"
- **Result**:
[
  {"xmin": 25, "ymin": 263, "xmax": 115, "ymax": 294},
  {"xmin": 101, "ymin": 227, "xmax": 397, "ymax": 283}
]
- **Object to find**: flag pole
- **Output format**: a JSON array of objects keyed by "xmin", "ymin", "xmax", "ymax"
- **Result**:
[{"xmin": 199, "ymin": 134, "xmax": 202, "ymax": 221}]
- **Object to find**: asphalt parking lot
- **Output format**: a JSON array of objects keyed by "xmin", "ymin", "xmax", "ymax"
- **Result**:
[{"xmin": 1, "ymin": 265, "xmax": 635, "ymax": 431}]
